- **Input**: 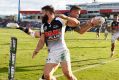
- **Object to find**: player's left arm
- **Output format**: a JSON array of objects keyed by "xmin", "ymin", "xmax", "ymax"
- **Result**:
[
  {"xmin": 78, "ymin": 17, "xmax": 105, "ymax": 34},
  {"xmin": 58, "ymin": 14, "xmax": 80, "ymax": 27}
]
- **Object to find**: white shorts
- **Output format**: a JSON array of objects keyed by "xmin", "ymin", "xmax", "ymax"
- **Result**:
[
  {"xmin": 111, "ymin": 32, "xmax": 119, "ymax": 43},
  {"xmin": 46, "ymin": 49, "xmax": 70, "ymax": 64},
  {"xmin": 105, "ymin": 30, "xmax": 109, "ymax": 34}
]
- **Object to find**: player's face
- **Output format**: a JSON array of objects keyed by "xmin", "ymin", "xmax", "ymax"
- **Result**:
[
  {"xmin": 42, "ymin": 10, "xmax": 49, "ymax": 23},
  {"xmin": 42, "ymin": 10, "xmax": 47, "ymax": 16},
  {"xmin": 70, "ymin": 10, "xmax": 80, "ymax": 18},
  {"xmin": 114, "ymin": 16, "xmax": 119, "ymax": 21}
]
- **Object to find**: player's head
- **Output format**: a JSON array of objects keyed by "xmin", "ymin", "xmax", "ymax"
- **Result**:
[
  {"xmin": 42, "ymin": 5, "xmax": 55, "ymax": 16},
  {"xmin": 69, "ymin": 5, "xmax": 81, "ymax": 18},
  {"xmin": 41, "ymin": 5, "xmax": 55, "ymax": 23},
  {"xmin": 113, "ymin": 14, "xmax": 119, "ymax": 21}
]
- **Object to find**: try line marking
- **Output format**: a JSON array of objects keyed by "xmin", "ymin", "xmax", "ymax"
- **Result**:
[{"xmin": 55, "ymin": 58, "xmax": 119, "ymax": 78}]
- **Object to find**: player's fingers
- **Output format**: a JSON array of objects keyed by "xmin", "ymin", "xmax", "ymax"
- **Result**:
[{"xmin": 32, "ymin": 53, "xmax": 35, "ymax": 59}]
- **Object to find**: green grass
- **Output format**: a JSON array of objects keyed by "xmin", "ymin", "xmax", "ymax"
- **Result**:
[{"xmin": 0, "ymin": 28, "xmax": 119, "ymax": 80}]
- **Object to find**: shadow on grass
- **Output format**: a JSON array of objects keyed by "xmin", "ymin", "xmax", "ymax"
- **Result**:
[
  {"xmin": 0, "ymin": 64, "xmax": 44, "ymax": 73},
  {"xmin": 0, "ymin": 43, "xmax": 10, "ymax": 45},
  {"xmin": 68, "ymin": 46, "xmax": 107, "ymax": 49},
  {"xmin": 18, "ymin": 48, "xmax": 47, "ymax": 50},
  {"xmin": 0, "ymin": 67, "xmax": 8, "ymax": 73},
  {"xmin": 0, "ymin": 58, "xmax": 108, "ymax": 73},
  {"xmin": 66, "ymin": 38, "xmax": 105, "ymax": 41},
  {"xmin": 16, "ymin": 64, "xmax": 44, "ymax": 72},
  {"xmin": 71, "ymin": 57, "xmax": 108, "ymax": 67},
  {"xmin": 78, "ymin": 39, "xmax": 105, "ymax": 40}
]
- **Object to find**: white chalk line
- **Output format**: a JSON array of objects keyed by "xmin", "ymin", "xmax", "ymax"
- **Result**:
[{"xmin": 55, "ymin": 58, "xmax": 119, "ymax": 78}]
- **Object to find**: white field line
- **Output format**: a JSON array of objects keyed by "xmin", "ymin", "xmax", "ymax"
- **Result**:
[{"xmin": 55, "ymin": 58, "xmax": 119, "ymax": 78}]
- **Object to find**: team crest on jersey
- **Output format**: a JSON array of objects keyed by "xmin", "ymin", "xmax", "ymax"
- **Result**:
[{"xmin": 53, "ymin": 25, "xmax": 59, "ymax": 28}]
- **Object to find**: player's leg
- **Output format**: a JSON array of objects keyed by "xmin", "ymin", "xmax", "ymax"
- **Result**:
[
  {"xmin": 43, "ymin": 63, "xmax": 58, "ymax": 80},
  {"xmin": 111, "ymin": 33, "xmax": 119, "ymax": 57},
  {"xmin": 96, "ymin": 28, "xmax": 100, "ymax": 38},
  {"xmin": 104, "ymin": 30, "xmax": 108, "ymax": 40},
  {"xmin": 61, "ymin": 62, "xmax": 77, "ymax": 80},
  {"xmin": 111, "ymin": 42, "xmax": 115, "ymax": 57},
  {"xmin": 111, "ymin": 34, "xmax": 115, "ymax": 57},
  {"xmin": 60, "ymin": 50, "xmax": 77, "ymax": 80},
  {"xmin": 42, "ymin": 51, "xmax": 62, "ymax": 80},
  {"xmin": 40, "ymin": 64, "xmax": 59, "ymax": 80}
]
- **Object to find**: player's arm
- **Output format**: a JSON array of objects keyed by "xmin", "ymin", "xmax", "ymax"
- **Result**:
[
  {"xmin": 32, "ymin": 34, "xmax": 45, "ymax": 59},
  {"xmin": 78, "ymin": 17, "xmax": 105, "ymax": 34},
  {"xmin": 110, "ymin": 22, "xmax": 114, "ymax": 33},
  {"xmin": 32, "ymin": 24, "xmax": 45, "ymax": 58},
  {"xmin": 78, "ymin": 19, "xmax": 95, "ymax": 34},
  {"xmin": 58, "ymin": 14, "xmax": 80, "ymax": 27}
]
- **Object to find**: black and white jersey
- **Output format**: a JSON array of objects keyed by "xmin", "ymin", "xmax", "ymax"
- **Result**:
[
  {"xmin": 64, "ymin": 12, "xmax": 79, "ymax": 32},
  {"xmin": 111, "ymin": 21, "xmax": 119, "ymax": 32},
  {"xmin": 41, "ymin": 17, "xmax": 67, "ymax": 52}
]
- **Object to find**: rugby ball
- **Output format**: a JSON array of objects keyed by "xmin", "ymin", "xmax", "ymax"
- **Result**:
[
  {"xmin": 92, "ymin": 16, "xmax": 105, "ymax": 25},
  {"xmin": 6, "ymin": 23, "xmax": 19, "ymax": 28}
]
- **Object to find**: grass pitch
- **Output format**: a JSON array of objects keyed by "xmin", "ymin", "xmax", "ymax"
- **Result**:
[{"xmin": 0, "ymin": 28, "xmax": 119, "ymax": 80}]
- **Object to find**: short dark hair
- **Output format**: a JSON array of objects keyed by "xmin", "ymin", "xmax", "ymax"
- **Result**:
[
  {"xmin": 42, "ymin": 5, "xmax": 55, "ymax": 14},
  {"xmin": 70, "ymin": 5, "xmax": 81, "ymax": 12}
]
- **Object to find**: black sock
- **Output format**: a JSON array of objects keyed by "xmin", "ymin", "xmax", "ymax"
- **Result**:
[
  {"xmin": 16, "ymin": 27, "xmax": 24, "ymax": 30},
  {"xmin": 17, "ymin": 27, "xmax": 29, "ymax": 34},
  {"xmin": 24, "ymin": 28, "xmax": 29, "ymax": 34},
  {"xmin": 42, "ymin": 74, "xmax": 45, "ymax": 79}
]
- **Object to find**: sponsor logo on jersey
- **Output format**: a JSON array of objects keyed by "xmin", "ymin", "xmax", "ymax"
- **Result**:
[{"xmin": 45, "ymin": 29, "xmax": 61, "ymax": 40}]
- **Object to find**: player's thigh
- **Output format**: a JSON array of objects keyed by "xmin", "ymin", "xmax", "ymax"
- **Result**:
[
  {"xmin": 60, "ymin": 61, "xmax": 72, "ymax": 75},
  {"xmin": 116, "ymin": 33, "xmax": 119, "ymax": 41},
  {"xmin": 43, "ymin": 63, "xmax": 59, "ymax": 75},
  {"xmin": 112, "ymin": 32, "xmax": 119, "ymax": 42}
]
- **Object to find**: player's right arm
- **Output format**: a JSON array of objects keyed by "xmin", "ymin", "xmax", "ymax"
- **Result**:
[
  {"xmin": 32, "ymin": 34, "xmax": 45, "ymax": 59},
  {"xmin": 32, "ymin": 25, "xmax": 45, "ymax": 59}
]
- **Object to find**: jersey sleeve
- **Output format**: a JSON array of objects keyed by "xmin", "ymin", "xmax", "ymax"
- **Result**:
[
  {"xmin": 111, "ymin": 22, "xmax": 114, "ymax": 27},
  {"xmin": 40, "ymin": 24, "xmax": 44, "ymax": 34},
  {"xmin": 55, "ymin": 17, "xmax": 65, "ymax": 27}
]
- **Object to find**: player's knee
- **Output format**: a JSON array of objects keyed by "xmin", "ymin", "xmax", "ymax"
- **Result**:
[
  {"xmin": 44, "ymin": 72, "xmax": 51, "ymax": 79},
  {"xmin": 63, "ymin": 70, "xmax": 73, "ymax": 79}
]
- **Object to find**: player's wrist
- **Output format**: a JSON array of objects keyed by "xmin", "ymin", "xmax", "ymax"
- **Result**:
[
  {"xmin": 90, "ymin": 22, "xmax": 95, "ymax": 27},
  {"xmin": 87, "ymin": 20, "xmax": 94, "ymax": 27},
  {"xmin": 90, "ymin": 19, "xmax": 95, "ymax": 27},
  {"xmin": 34, "ymin": 50, "xmax": 39, "ymax": 54}
]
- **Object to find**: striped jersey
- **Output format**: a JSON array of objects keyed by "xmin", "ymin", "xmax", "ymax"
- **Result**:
[{"xmin": 41, "ymin": 17, "xmax": 68, "ymax": 52}]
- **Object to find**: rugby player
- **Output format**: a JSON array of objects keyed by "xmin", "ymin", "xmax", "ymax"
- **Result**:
[
  {"xmin": 111, "ymin": 14, "xmax": 119, "ymax": 57},
  {"xmin": 18, "ymin": 5, "xmax": 104, "ymax": 38},
  {"xmin": 32, "ymin": 5, "xmax": 104, "ymax": 80}
]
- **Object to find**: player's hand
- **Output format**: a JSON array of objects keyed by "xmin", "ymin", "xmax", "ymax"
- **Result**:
[
  {"xmin": 32, "ymin": 51, "xmax": 38, "ymax": 59},
  {"xmin": 90, "ymin": 16, "xmax": 105, "ymax": 27}
]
